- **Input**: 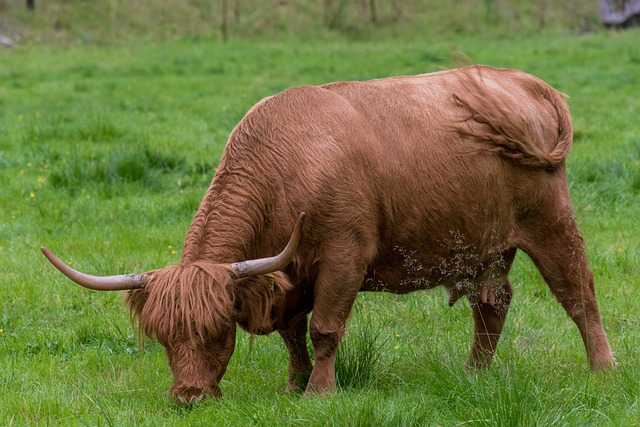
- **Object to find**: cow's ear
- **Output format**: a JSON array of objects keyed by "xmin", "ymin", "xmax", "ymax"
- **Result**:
[
  {"xmin": 125, "ymin": 288, "xmax": 149, "ymax": 309},
  {"xmin": 232, "ymin": 272, "xmax": 294, "ymax": 334}
]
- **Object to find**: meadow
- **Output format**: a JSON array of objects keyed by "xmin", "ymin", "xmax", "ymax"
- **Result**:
[{"xmin": 1, "ymin": 27, "xmax": 640, "ymax": 425}]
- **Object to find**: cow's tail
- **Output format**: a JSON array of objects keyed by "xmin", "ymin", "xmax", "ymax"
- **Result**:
[{"xmin": 452, "ymin": 67, "xmax": 573, "ymax": 171}]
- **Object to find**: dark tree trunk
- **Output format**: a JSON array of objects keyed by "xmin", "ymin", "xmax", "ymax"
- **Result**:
[
  {"xmin": 370, "ymin": 0, "xmax": 377, "ymax": 24},
  {"xmin": 221, "ymin": 0, "xmax": 229, "ymax": 42},
  {"xmin": 234, "ymin": 0, "xmax": 240, "ymax": 25},
  {"xmin": 27, "ymin": 0, "xmax": 35, "ymax": 11}
]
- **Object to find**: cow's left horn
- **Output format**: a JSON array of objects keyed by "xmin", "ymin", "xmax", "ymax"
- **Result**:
[
  {"xmin": 41, "ymin": 247, "xmax": 148, "ymax": 291},
  {"xmin": 229, "ymin": 212, "xmax": 305, "ymax": 278}
]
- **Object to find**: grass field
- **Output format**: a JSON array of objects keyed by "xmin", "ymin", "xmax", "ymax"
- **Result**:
[{"xmin": 1, "ymin": 29, "xmax": 640, "ymax": 425}]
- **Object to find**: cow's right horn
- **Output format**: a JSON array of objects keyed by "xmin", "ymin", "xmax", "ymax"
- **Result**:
[
  {"xmin": 41, "ymin": 247, "xmax": 148, "ymax": 291},
  {"xmin": 229, "ymin": 212, "xmax": 305, "ymax": 278}
]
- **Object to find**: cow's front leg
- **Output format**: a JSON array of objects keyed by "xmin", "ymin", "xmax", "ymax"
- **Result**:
[
  {"xmin": 467, "ymin": 280, "xmax": 513, "ymax": 369},
  {"xmin": 305, "ymin": 261, "xmax": 362, "ymax": 396},
  {"xmin": 278, "ymin": 316, "xmax": 312, "ymax": 392}
]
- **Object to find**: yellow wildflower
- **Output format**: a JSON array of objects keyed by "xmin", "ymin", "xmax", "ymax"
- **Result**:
[
  {"xmin": 30, "ymin": 192, "xmax": 35, "ymax": 198},
  {"xmin": 37, "ymin": 176, "xmax": 45, "ymax": 184},
  {"xmin": 394, "ymin": 345, "xmax": 399, "ymax": 350},
  {"xmin": 171, "ymin": 250, "xmax": 176, "ymax": 255}
]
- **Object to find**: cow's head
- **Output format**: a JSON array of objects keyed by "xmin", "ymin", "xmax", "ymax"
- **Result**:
[{"xmin": 41, "ymin": 213, "xmax": 305, "ymax": 405}]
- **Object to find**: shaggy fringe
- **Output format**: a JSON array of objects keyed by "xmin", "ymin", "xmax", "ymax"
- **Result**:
[
  {"xmin": 126, "ymin": 262, "xmax": 236, "ymax": 347},
  {"xmin": 452, "ymin": 66, "xmax": 573, "ymax": 171},
  {"xmin": 125, "ymin": 264, "xmax": 295, "ymax": 345}
]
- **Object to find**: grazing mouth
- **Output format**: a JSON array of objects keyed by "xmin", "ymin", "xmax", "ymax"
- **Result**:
[{"xmin": 172, "ymin": 385, "xmax": 221, "ymax": 405}]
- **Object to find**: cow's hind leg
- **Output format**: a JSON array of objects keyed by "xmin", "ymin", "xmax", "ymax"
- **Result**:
[
  {"xmin": 520, "ymin": 212, "xmax": 616, "ymax": 370},
  {"xmin": 467, "ymin": 249, "xmax": 516, "ymax": 369},
  {"xmin": 278, "ymin": 316, "xmax": 312, "ymax": 392}
]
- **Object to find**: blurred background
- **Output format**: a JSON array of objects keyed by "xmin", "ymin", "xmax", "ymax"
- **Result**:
[{"xmin": 1, "ymin": 0, "xmax": 638, "ymax": 46}]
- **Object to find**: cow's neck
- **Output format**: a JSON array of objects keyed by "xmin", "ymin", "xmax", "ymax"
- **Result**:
[
  {"xmin": 178, "ymin": 150, "xmax": 294, "ymax": 334},
  {"xmin": 180, "ymin": 177, "xmax": 275, "ymax": 266}
]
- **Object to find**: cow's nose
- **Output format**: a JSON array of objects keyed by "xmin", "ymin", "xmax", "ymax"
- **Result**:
[
  {"xmin": 173, "ymin": 387, "xmax": 207, "ymax": 406},
  {"xmin": 172, "ymin": 384, "xmax": 222, "ymax": 405},
  {"xmin": 176, "ymin": 392, "xmax": 204, "ymax": 406}
]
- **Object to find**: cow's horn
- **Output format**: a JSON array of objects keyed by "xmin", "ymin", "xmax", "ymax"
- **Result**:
[
  {"xmin": 41, "ymin": 247, "xmax": 148, "ymax": 291},
  {"xmin": 229, "ymin": 212, "xmax": 305, "ymax": 278}
]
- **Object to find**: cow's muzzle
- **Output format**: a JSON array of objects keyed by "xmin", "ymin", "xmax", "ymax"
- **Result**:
[{"xmin": 172, "ymin": 385, "xmax": 221, "ymax": 406}]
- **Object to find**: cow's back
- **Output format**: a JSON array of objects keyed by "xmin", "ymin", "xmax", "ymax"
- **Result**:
[{"xmin": 222, "ymin": 66, "xmax": 567, "ymax": 289}]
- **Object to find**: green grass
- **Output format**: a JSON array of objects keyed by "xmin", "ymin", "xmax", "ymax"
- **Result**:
[{"xmin": 1, "ymin": 30, "xmax": 640, "ymax": 425}]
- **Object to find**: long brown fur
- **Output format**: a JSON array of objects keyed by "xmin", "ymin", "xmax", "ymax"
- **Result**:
[
  {"xmin": 126, "ymin": 267, "xmax": 293, "ymax": 343},
  {"xmin": 127, "ymin": 263, "xmax": 236, "ymax": 346}
]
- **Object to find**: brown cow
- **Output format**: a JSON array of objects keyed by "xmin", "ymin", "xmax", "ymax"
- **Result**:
[{"xmin": 42, "ymin": 65, "xmax": 616, "ymax": 405}]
